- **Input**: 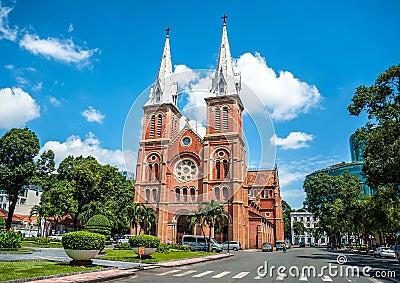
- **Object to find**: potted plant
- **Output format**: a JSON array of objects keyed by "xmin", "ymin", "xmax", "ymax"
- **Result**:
[
  {"xmin": 62, "ymin": 231, "xmax": 105, "ymax": 262},
  {"xmin": 129, "ymin": 235, "xmax": 160, "ymax": 256}
]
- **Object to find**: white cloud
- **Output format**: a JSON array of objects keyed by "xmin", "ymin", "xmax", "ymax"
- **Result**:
[
  {"xmin": 68, "ymin": 23, "xmax": 74, "ymax": 33},
  {"xmin": 49, "ymin": 96, "xmax": 61, "ymax": 106},
  {"xmin": 81, "ymin": 106, "xmax": 105, "ymax": 123},
  {"xmin": 0, "ymin": 87, "xmax": 40, "ymax": 128},
  {"xmin": 234, "ymin": 52, "xmax": 321, "ymax": 121},
  {"xmin": 270, "ymin": 132, "xmax": 314, "ymax": 150},
  {"xmin": 19, "ymin": 33, "xmax": 99, "ymax": 68},
  {"xmin": 4, "ymin": 64, "xmax": 14, "ymax": 70},
  {"xmin": 32, "ymin": 82, "xmax": 43, "ymax": 92},
  {"xmin": 0, "ymin": 3, "xmax": 18, "ymax": 41},
  {"xmin": 41, "ymin": 132, "xmax": 136, "ymax": 171}
]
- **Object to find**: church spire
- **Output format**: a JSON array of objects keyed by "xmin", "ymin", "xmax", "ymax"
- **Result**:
[
  {"xmin": 147, "ymin": 27, "xmax": 178, "ymax": 106},
  {"xmin": 210, "ymin": 14, "xmax": 241, "ymax": 96}
]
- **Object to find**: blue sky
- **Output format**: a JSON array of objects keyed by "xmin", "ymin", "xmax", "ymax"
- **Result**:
[{"xmin": 0, "ymin": 0, "xmax": 399, "ymax": 209}]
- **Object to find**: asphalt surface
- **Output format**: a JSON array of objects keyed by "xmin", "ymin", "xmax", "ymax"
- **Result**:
[{"xmin": 108, "ymin": 248, "xmax": 400, "ymax": 283}]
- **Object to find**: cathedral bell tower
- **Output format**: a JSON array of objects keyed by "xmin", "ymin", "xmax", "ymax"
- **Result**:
[
  {"xmin": 135, "ymin": 28, "xmax": 182, "ymax": 205},
  {"xmin": 203, "ymin": 15, "xmax": 248, "ymax": 244}
]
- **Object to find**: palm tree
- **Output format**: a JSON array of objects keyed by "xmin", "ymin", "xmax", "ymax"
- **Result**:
[
  {"xmin": 141, "ymin": 205, "xmax": 158, "ymax": 235},
  {"xmin": 202, "ymin": 200, "xmax": 225, "ymax": 251},
  {"xmin": 188, "ymin": 207, "xmax": 207, "ymax": 243},
  {"xmin": 124, "ymin": 203, "xmax": 145, "ymax": 235}
]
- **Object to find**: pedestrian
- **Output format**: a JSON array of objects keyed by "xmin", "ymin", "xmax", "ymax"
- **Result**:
[{"xmin": 283, "ymin": 243, "xmax": 286, "ymax": 253}]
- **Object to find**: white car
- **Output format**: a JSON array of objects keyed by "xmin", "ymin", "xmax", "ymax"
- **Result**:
[
  {"xmin": 48, "ymin": 234, "xmax": 63, "ymax": 240},
  {"xmin": 374, "ymin": 246, "xmax": 396, "ymax": 258},
  {"xmin": 117, "ymin": 234, "xmax": 135, "ymax": 244},
  {"xmin": 221, "ymin": 241, "xmax": 241, "ymax": 251}
]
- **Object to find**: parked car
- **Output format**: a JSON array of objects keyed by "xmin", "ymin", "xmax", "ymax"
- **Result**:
[
  {"xmin": 285, "ymin": 240, "xmax": 291, "ymax": 249},
  {"xmin": 262, "ymin": 242, "xmax": 273, "ymax": 252},
  {"xmin": 299, "ymin": 242, "xmax": 306, "ymax": 248},
  {"xmin": 118, "ymin": 234, "xmax": 135, "ymax": 244},
  {"xmin": 374, "ymin": 246, "xmax": 396, "ymax": 258},
  {"xmin": 182, "ymin": 235, "xmax": 223, "ymax": 252},
  {"xmin": 221, "ymin": 241, "xmax": 241, "ymax": 251},
  {"xmin": 275, "ymin": 240, "xmax": 285, "ymax": 250},
  {"xmin": 48, "ymin": 234, "xmax": 63, "ymax": 240}
]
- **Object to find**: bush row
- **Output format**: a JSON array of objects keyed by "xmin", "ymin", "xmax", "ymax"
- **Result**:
[
  {"xmin": 62, "ymin": 231, "xmax": 106, "ymax": 250},
  {"xmin": 0, "ymin": 231, "xmax": 21, "ymax": 249}
]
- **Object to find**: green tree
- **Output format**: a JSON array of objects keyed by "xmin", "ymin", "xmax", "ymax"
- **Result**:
[
  {"xmin": 124, "ymin": 202, "xmax": 145, "ymax": 235},
  {"xmin": 0, "ymin": 128, "xmax": 40, "ymax": 230},
  {"xmin": 202, "ymin": 200, "xmax": 225, "ymax": 252},
  {"xmin": 304, "ymin": 171, "xmax": 362, "ymax": 244},
  {"xmin": 141, "ymin": 205, "xmax": 157, "ymax": 235},
  {"xmin": 293, "ymin": 221, "xmax": 306, "ymax": 240},
  {"xmin": 39, "ymin": 180, "xmax": 78, "ymax": 234},
  {"xmin": 348, "ymin": 64, "xmax": 400, "ymax": 192},
  {"xmin": 282, "ymin": 200, "xmax": 292, "ymax": 240}
]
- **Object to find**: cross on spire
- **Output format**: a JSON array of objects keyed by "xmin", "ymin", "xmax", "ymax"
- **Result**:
[
  {"xmin": 221, "ymin": 14, "xmax": 228, "ymax": 25},
  {"xmin": 165, "ymin": 27, "xmax": 171, "ymax": 37}
]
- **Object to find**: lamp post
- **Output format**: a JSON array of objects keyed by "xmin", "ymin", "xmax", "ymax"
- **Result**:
[{"xmin": 227, "ymin": 199, "xmax": 231, "ymax": 253}]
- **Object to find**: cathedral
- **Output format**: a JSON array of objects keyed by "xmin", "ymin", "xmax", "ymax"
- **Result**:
[{"xmin": 134, "ymin": 18, "xmax": 284, "ymax": 249}]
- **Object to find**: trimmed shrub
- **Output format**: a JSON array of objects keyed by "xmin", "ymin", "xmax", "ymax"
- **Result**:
[
  {"xmin": 113, "ymin": 243, "xmax": 131, "ymax": 250},
  {"xmin": 62, "ymin": 231, "xmax": 106, "ymax": 250},
  {"xmin": 0, "ymin": 230, "xmax": 21, "ymax": 248},
  {"xmin": 85, "ymin": 214, "xmax": 112, "ymax": 237},
  {"xmin": 157, "ymin": 243, "xmax": 191, "ymax": 253},
  {"xmin": 0, "ymin": 217, "xmax": 5, "ymax": 229},
  {"xmin": 129, "ymin": 235, "xmax": 160, "ymax": 248}
]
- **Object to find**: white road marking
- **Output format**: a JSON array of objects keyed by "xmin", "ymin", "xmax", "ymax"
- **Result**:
[
  {"xmin": 368, "ymin": 277, "xmax": 385, "ymax": 283},
  {"xmin": 158, "ymin": 269, "xmax": 181, "ymax": 276},
  {"xmin": 321, "ymin": 275, "xmax": 333, "ymax": 281},
  {"xmin": 254, "ymin": 275, "xmax": 263, "ymax": 280},
  {"xmin": 173, "ymin": 270, "xmax": 197, "ymax": 277},
  {"xmin": 192, "ymin": 271, "xmax": 214, "ymax": 277},
  {"xmin": 232, "ymin": 272, "xmax": 249, "ymax": 278},
  {"xmin": 211, "ymin": 271, "xmax": 231, "ymax": 278}
]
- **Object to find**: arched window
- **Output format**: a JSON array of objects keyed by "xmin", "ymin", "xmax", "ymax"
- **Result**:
[
  {"xmin": 223, "ymin": 107, "xmax": 229, "ymax": 131},
  {"xmin": 148, "ymin": 164, "xmax": 152, "ymax": 181},
  {"xmin": 215, "ymin": 187, "xmax": 220, "ymax": 201},
  {"xmin": 182, "ymin": 187, "xmax": 188, "ymax": 202},
  {"xmin": 216, "ymin": 160, "xmax": 221, "ymax": 179},
  {"xmin": 145, "ymin": 189, "xmax": 150, "ymax": 202},
  {"xmin": 175, "ymin": 188, "xmax": 180, "ymax": 202},
  {"xmin": 157, "ymin": 114, "xmax": 163, "ymax": 137},
  {"xmin": 223, "ymin": 159, "xmax": 229, "ymax": 178},
  {"xmin": 215, "ymin": 107, "xmax": 220, "ymax": 132},
  {"xmin": 223, "ymin": 187, "xmax": 229, "ymax": 201},
  {"xmin": 152, "ymin": 189, "xmax": 157, "ymax": 202},
  {"xmin": 190, "ymin": 187, "xmax": 195, "ymax": 202},
  {"xmin": 150, "ymin": 115, "xmax": 156, "ymax": 138},
  {"xmin": 155, "ymin": 163, "xmax": 159, "ymax": 180}
]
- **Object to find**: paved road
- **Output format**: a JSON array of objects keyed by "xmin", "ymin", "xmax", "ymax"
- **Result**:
[{"xmin": 109, "ymin": 248, "xmax": 400, "ymax": 283}]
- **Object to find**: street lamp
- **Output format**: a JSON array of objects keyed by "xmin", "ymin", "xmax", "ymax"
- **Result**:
[{"xmin": 227, "ymin": 199, "xmax": 231, "ymax": 253}]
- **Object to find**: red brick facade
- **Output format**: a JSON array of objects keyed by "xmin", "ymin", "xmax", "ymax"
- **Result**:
[
  {"xmin": 134, "ymin": 95, "xmax": 284, "ymax": 249},
  {"xmin": 133, "ymin": 22, "xmax": 284, "ymax": 249}
]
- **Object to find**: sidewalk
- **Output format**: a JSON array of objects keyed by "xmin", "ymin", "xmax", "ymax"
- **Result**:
[{"xmin": 1, "ymin": 249, "xmax": 232, "ymax": 283}]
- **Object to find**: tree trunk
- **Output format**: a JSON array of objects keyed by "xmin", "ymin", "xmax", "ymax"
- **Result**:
[
  {"xmin": 73, "ymin": 214, "xmax": 79, "ymax": 231},
  {"xmin": 6, "ymin": 194, "xmax": 18, "ymax": 230}
]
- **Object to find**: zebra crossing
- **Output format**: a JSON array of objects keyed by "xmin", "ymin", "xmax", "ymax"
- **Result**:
[{"xmin": 157, "ymin": 268, "xmax": 338, "ymax": 281}]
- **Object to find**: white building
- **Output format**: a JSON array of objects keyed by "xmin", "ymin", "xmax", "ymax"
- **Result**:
[
  {"xmin": 0, "ymin": 185, "xmax": 43, "ymax": 236},
  {"xmin": 290, "ymin": 211, "xmax": 328, "ymax": 245}
]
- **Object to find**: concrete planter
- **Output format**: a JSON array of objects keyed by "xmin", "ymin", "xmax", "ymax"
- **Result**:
[
  {"xmin": 64, "ymin": 249, "xmax": 100, "ymax": 261},
  {"xmin": 132, "ymin": 247, "xmax": 157, "ymax": 256}
]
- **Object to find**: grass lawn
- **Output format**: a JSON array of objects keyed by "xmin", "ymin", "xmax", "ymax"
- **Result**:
[
  {"xmin": 0, "ymin": 248, "xmax": 34, "ymax": 254},
  {"xmin": 98, "ymin": 248, "xmax": 216, "ymax": 263},
  {"xmin": 0, "ymin": 261, "xmax": 103, "ymax": 281},
  {"xmin": 21, "ymin": 240, "xmax": 63, "ymax": 248}
]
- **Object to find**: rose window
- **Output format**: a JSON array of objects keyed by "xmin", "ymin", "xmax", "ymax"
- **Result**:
[{"xmin": 174, "ymin": 159, "xmax": 198, "ymax": 182}]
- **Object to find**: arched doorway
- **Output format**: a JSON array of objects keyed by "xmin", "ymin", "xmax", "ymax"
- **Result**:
[{"xmin": 173, "ymin": 209, "xmax": 193, "ymax": 244}]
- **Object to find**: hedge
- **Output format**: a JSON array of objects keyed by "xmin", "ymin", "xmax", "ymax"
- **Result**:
[
  {"xmin": 62, "ymin": 231, "xmax": 106, "ymax": 250},
  {"xmin": 129, "ymin": 235, "xmax": 160, "ymax": 248},
  {"xmin": 85, "ymin": 214, "xmax": 111, "ymax": 237},
  {"xmin": 0, "ymin": 217, "xmax": 5, "ymax": 229},
  {"xmin": 0, "ymin": 230, "xmax": 21, "ymax": 249}
]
